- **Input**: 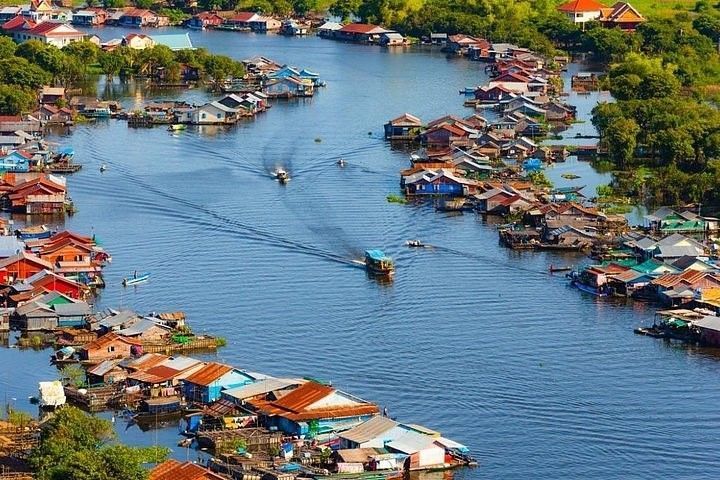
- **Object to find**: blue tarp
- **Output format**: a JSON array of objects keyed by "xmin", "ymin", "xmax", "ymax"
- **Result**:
[
  {"xmin": 365, "ymin": 249, "xmax": 389, "ymax": 261},
  {"xmin": 58, "ymin": 147, "xmax": 74, "ymax": 155},
  {"xmin": 522, "ymin": 158, "xmax": 543, "ymax": 172}
]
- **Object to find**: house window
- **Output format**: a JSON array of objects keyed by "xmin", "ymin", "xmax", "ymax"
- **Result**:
[
  {"xmin": 201, "ymin": 113, "xmax": 206, "ymax": 119},
  {"xmin": 108, "ymin": 346, "xmax": 115, "ymax": 352},
  {"xmin": 217, "ymin": 113, "xmax": 222, "ymax": 119}
]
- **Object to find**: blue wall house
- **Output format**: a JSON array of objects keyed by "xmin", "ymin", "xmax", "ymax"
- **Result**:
[
  {"xmin": 53, "ymin": 301, "xmax": 91, "ymax": 328},
  {"xmin": 263, "ymin": 77, "xmax": 314, "ymax": 98},
  {"xmin": 182, "ymin": 362, "xmax": 255, "ymax": 403},
  {"xmin": 0, "ymin": 151, "xmax": 31, "ymax": 172}
]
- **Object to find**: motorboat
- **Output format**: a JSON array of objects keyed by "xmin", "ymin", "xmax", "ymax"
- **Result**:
[
  {"xmin": 123, "ymin": 272, "xmax": 150, "ymax": 286},
  {"xmin": 364, "ymin": 249, "xmax": 395, "ymax": 276},
  {"xmin": 168, "ymin": 124, "xmax": 186, "ymax": 132},
  {"xmin": 275, "ymin": 169, "xmax": 290, "ymax": 184},
  {"xmin": 406, "ymin": 239, "xmax": 424, "ymax": 248},
  {"xmin": 100, "ymin": 164, "xmax": 107, "ymax": 172},
  {"xmin": 337, "ymin": 158, "xmax": 346, "ymax": 167}
]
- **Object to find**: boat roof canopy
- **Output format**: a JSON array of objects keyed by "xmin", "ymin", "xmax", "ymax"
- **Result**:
[{"xmin": 365, "ymin": 249, "xmax": 390, "ymax": 261}]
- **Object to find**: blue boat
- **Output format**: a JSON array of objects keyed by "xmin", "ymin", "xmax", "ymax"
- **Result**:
[
  {"xmin": 571, "ymin": 280, "xmax": 609, "ymax": 297},
  {"xmin": 17, "ymin": 225, "xmax": 53, "ymax": 240},
  {"xmin": 459, "ymin": 87, "xmax": 476, "ymax": 95},
  {"xmin": 123, "ymin": 272, "xmax": 150, "ymax": 286},
  {"xmin": 364, "ymin": 249, "xmax": 395, "ymax": 276}
]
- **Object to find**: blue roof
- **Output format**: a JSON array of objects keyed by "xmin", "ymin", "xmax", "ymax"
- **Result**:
[
  {"xmin": 365, "ymin": 249, "xmax": 390, "ymax": 261},
  {"xmin": 151, "ymin": 33, "xmax": 194, "ymax": 51}
]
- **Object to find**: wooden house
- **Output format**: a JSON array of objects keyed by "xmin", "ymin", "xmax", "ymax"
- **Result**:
[
  {"xmin": 186, "ymin": 12, "xmax": 223, "ymax": 29},
  {"xmin": 35, "ymin": 104, "xmax": 73, "ymax": 125},
  {"xmin": 56, "ymin": 328, "xmax": 97, "ymax": 346},
  {"xmin": 475, "ymin": 85, "xmax": 512, "ymax": 103},
  {"xmin": 86, "ymin": 359, "xmax": 127, "ymax": 385},
  {"xmin": 7, "ymin": 175, "xmax": 66, "ymax": 214},
  {"xmin": 599, "ymin": 2, "xmax": 644, "ymax": 31},
  {"xmin": 263, "ymin": 77, "xmax": 314, "ymax": 98},
  {"xmin": 119, "ymin": 9, "xmax": 167, "ymax": 28},
  {"xmin": 182, "ymin": 362, "xmax": 255, "ymax": 403},
  {"xmin": 116, "ymin": 318, "xmax": 172, "ymax": 343},
  {"xmin": 421, "ymin": 124, "xmax": 469, "ymax": 148},
  {"xmin": 13, "ymin": 300, "xmax": 57, "ymax": 330},
  {"xmin": 80, "ymin": 332, "xmax": 143, "ymax": 362},
  {"xmin": 53, "ymin": 301, "xmax": 91, "ymax": 328},
  {"xmin": 248, "ymin": 382, "xmax": 379, "ymax": 436},
  {"xmin": 71, "ymin": 8, "xmax": 107, "ymax": 26},
  {"xmin": 24, "ymin": 269, "xmax": 87, "ymax": 299},
  {"xmin": 0, "ymin": 253, "xmax": 53, "ymax": 283},
  {"xmin": 122, "ymin": 33, "xmax": 155, "ymax": 49},
  {"xmin": 334, "ymin": 23, "xmax": 392, "ymax": 43},
  {"xmin": 384, "ymin": 113, "xmax": 423, "ymax": 141}
]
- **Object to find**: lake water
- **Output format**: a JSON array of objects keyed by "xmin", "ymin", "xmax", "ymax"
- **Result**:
[{"xmin": 1, "ymin": 28, "xmax": 720, "ymax": 478}]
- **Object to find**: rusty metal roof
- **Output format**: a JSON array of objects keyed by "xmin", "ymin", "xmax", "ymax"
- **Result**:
[
  {"xmin": 183, "ymin": 362, "xmax": 233, "ymax": 386},
  {"xmin": 150, "ymin": 459, "xmax": 226, "ymax": 480},
  {"xmin": 272, "ymin": 382, "xmax": 334, "ymax": 412}
]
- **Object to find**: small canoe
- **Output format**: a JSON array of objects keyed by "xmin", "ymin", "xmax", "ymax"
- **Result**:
[
  {"xmin": 459, "ymin": 87, "xmax": 476, "ymax": 95},
  {"xmin": 17, "ymin": 225, "xmax": 53, "ymax": 240},
  {"xmin": 549, "ymin": 265, "xmax": 572, "ymax": 273},
  {"xmin": 123, "ymin": 272, "xmax": 150, "ymax": 286}
]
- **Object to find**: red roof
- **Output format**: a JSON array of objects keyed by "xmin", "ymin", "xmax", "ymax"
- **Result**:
[
  {"xmin": 0, "ymin": 115, "xmax": 22, "ymax": 123},
  {"xmin": 339, "ymin": 23, "xmax": 382, "ymax": 34},
  {"xmin": 558, "ymin": 0, "xmax": 606, "ymax": 12},
  {"xmin": 2, "ymin": 16, "xmax": 35, "ymax": 32},
  {"xmin": 273, "ymin": 382, "xmax": 334, "ymax": 412},
  {"xmin": 427, "ymin": 123, "xmax": 467, "ymax": 137},
  {"xmin": 123, "ymin": 8, "xmax": 154, "ymax": 18},
  {"xmin": 150, "ymin": 460, "xmax": 226, "ymax": 480},
  {"xmin": 231, "ymin": 11, "xmax": 258, "ymax": 22},
  {"xmin": 125, "ymin": 33, "xmax": 150, "ymax": 41},
  {"xmin": 183, "ymin": 362, "xmax": 233, "ymax": 386}
]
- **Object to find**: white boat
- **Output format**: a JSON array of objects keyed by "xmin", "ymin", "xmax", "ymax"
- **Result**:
[
  {"xmin": 100, "ymin": 164, "xmax": 107, "ymax": 172},
  {"xmin": 123, "ymin": 272, "xmax": 150, "ymax": 286},
  {"xmin": 406, "ymin": 239, "xmax": 424, "ymax": 248}
]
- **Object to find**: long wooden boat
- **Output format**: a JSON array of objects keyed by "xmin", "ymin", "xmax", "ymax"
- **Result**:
[
  {"xmin": 364, "ymin": 249, "xmax": 395, "ymax": 276},
  {"xmin": 17, "ymin": 225, "xmax": 54, "ymax": 240},
  {"xmin": 123, "ymin": 272, "xmax": 150, "ymax": 286}
]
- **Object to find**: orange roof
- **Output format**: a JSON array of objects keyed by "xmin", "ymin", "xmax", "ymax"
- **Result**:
[
  {"xmin": 128, "ymin": 353, "xmax": 169, "ymax": 371},
  {"xmin": 82, "ymin": 333, "xmax": 142, "ymax": 352},
  {"xmin": 150, "ymin": 460, "xmax": 226, "ymax": 480},
  {"xmin": 558, "ymin": 0, "xmax": 606, "ymax": 12},
  {"xmin": 653, "ymin": 270, "xmax": 711, "ymax": 289},
  {"xmin": 600, "ymin": 2, "xmax": 644, "ymax": 23},
  {"xmin": 248, "ymin": 382, "xmax": 379, "ymax": 421},
  {"xmin": 183, "ymin": 362, "xmax": 233, "ymax": 386},
  {"xmin": 273, "ymin": 382, "xmax": 334, "ymax": 412}
]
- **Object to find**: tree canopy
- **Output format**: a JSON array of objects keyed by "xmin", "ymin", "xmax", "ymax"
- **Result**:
[{"xmin": 30, "ymin": 406, "xmax": 169, "ymax": 480}]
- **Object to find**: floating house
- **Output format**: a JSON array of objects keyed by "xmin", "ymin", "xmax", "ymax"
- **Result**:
[
  {"xmin": 384, "ymin": 113, "xmax": 423, "ymax": 141},
  {"xmin": 0, "ymin": 151, "xmax": 31, "ymax": 173},
  {"xmin": 80, "ymin": 332, "xmax": 143, "ymax": 362},
  {"xmin": 317, "ymin": 21, "xmax": 342, "ymax": 38},
  {"xmin": 248, "ymin": 381, "xmax": 379, "ymax": 436},
  {"xmin": 334, "ymin": 23, "xmax": 392, "ymax": 43},
  {"xmin": 221, "ymin": 377, "xmax": 305, "ymax": 405},
  {"xmin": 263, "ymin": 77, "xmax": 314, "ymax": 98},
  {"xmin": 338, "ymin": 416, "xmax": 410, "ymax": 449},
  {"xmin": 385, "ymin": 431, "xmax": 447, "ymax": 470},
  {"xmin": 186, "ymin": 12, "xmax": 223, "ymax": 30},
  {"xmin": 182, "ymin": 362, "xmax": 256, "ymax": 403},
  {"xmin": 119, "ymin": 9, "xmax": 168, "ymax": 28},
  {"xmin": 72, "ymin": 8, "xmax": 107, "ymax": 26}
]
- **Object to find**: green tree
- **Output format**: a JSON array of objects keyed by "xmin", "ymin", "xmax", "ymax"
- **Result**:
[
  {"xmin": 0, "ymin": 36, "xmax": 17, "ymax": 58},
  {"xmin": 0, "ymin": 85, "xmax": 35, "ymax": 115},
  {"xmin": 605, "ymin": 117, "xmax": 639, "ymax": 170},
  {"xmin": 135, "ymin": 0, "xmax": 154, "ymax": 8},
  {"xmin": 62, "ymin": 41, "xmax": 101, "ymax": 66},
  {"xmin": 693, "ymin": 13, "xmax": 720, "ymax": 42},
  {"xmin": 0, "ymin": 57, "xmax": 51, "ymax": 89},
  {"xmin": 15, "ymin": 40, "xmax": 48, "ymax": 64},
  {"xmin": 329, "ymin": 0, "xmax": 361, "ymax": 21},
  {"xmin": 60, "ymin": 364, "xmax": 86, "ymax": 388},
  {"xmin": 98, "ymin": 51, "xmax": 126, "ymax": 80},
  {"xmin": 292, "ymin": 0, "xmax": 316, "ymax": 16},
  {"xmin": 203, "ymin": 54, "xmax": 244, "ymax": 85},
  {"xmin": 30, "ymin": 406, "xmax": 169, "ymax": 480},
  {"xmin": 607, "ymin": 54, "xmax": 681, "ymax": 100}
]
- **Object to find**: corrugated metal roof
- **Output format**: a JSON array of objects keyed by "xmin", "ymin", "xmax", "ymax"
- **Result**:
[
  {"xmin": 222, "ymin": 377, "xmax": 303, "ymax": 401},
  {"xmin": 150, "ymin": 459, "xmax": 226, "ymax": 480},
  {"xmin": 183, "ymin": 362, "xmax": 234, "ymax": 386},
  {"xmin": 53, "ymin": 302, "xmax": 91, "ymax": 316},
  {"xmin": 339, "ymin": 416, "xmax": 399, "ymax": 444},
  {"xmin": 386, "ymin": 431, "xmax": 440, "ymax": 454},
  {"xmin": 336, "ymin": 448, "xmax": 385, "ymax": 463},
  {"xmin": 693, "ymin": 315, "xmax": 720, "ymax": 332},
  {"xmin": 272, "ymin": 382, "xmax": 334, "ymax": 412}
]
